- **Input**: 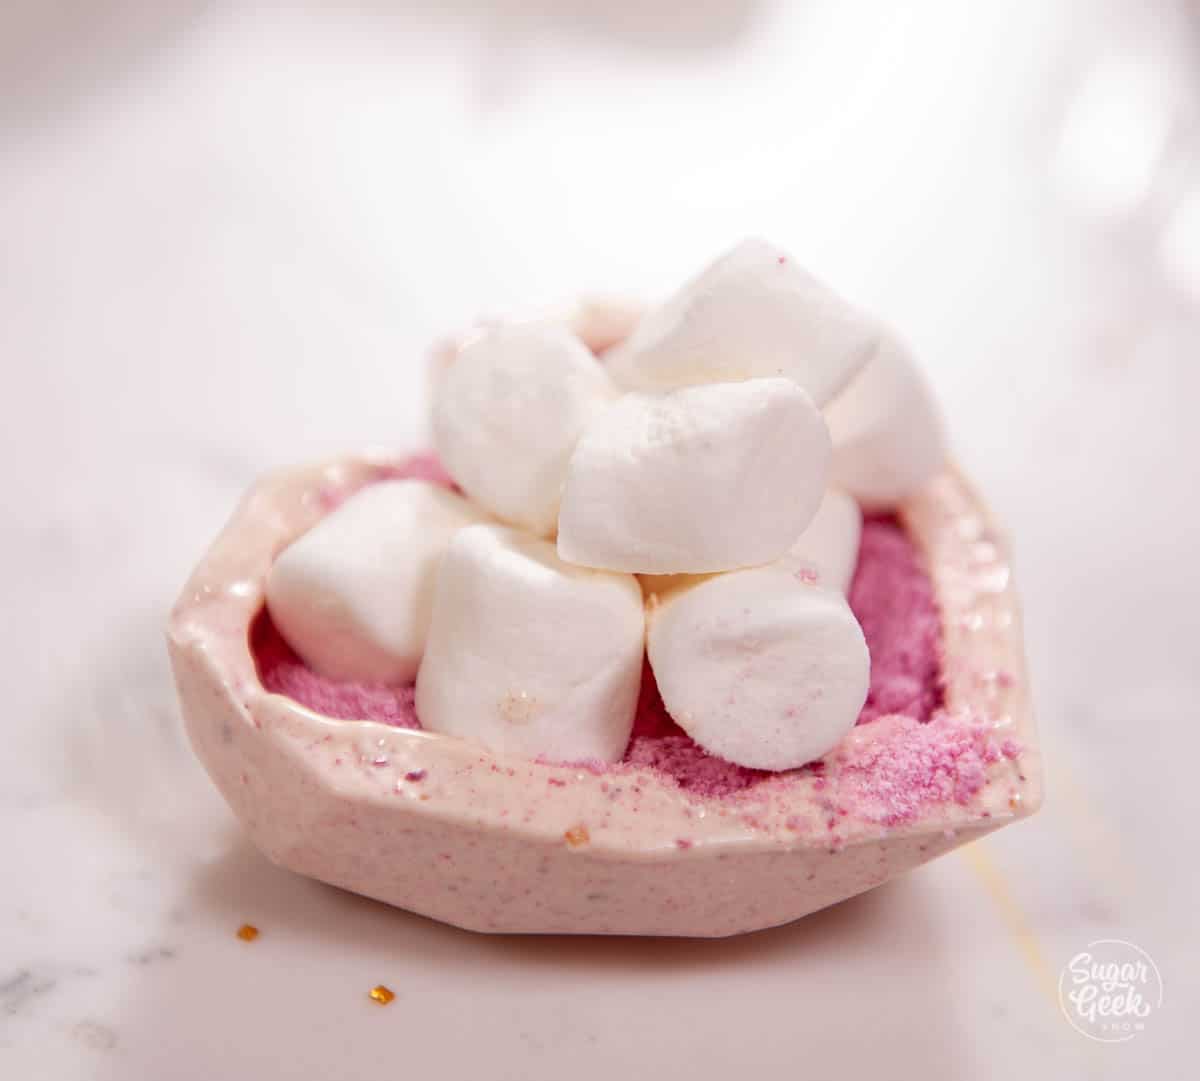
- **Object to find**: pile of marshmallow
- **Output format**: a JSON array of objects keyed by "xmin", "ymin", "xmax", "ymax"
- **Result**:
[{"xmin": 266, "ymin": 239, "xmax": 945, "ymax": 772}]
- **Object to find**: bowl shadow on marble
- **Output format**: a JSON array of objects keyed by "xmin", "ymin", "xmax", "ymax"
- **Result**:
[
  {"xmin": 62, "ymin": 609, "xmax": 947, "ymax": 976},
  {"xmin": 187, "ymin": 830, "xmax": 934, "ymax": 970},
  {"xmin": 85, "ymin": 751, "xmax": 975, "ymax": 1077},
  {"xmin": 72, "ymin": 614, "xmax": 968, "ymax": 1077},
  {"xmin": 89, "ymin": 835, "xmax": 971, "ymax": 1078}
]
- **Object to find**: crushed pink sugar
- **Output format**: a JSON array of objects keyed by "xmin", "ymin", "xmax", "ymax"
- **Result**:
[
  {"xmin": 253, "ymin": 456, "xmax": 1014, "ymax": 818},
  {"xmin": 831, "ymin": 715, "xmax": 1020, "ymax": 826},
  {"xmin": 850, "ymin": 517, "xmax": 943, "ymax": 724},
  {"xmin": 617, "ymin": 658, "xmax": 772, "ymax": 797},
  {"xmin": 254, "ymin": 617, "xmax": 420, "ymax": 729}
]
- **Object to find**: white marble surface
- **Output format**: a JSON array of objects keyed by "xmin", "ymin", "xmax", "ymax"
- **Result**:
[{"xmin": 2, "ymin": 1, "xmax": 1198, "ymax": 1077}]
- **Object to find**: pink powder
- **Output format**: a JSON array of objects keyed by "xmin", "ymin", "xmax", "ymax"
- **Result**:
[
  {"xmin": 618, "ymin": 658, "xmax": 771, "ymax": 797},
  {"xmin": 253, "ymin": 460, "xmax": 969, "ymax": 810},
  {"xmin": 254, "ymin": 616, "xmax": 420, "ymax": 729},
  {"xmin": 829, "ymin": 715, "xmax": 1011, "ymax": 826},
  {"xmin": 849, "ymin": 517, "xmax": 943, "ymax": 724}
]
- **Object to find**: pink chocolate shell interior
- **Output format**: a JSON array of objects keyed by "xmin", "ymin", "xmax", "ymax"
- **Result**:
[
  {"xmin": 252, "ymin": 454, "xmax": 1020, "ymax": 824},
  {"xmin": 256, "ymin": 504, "xmax": 942, "ymax": 802}
]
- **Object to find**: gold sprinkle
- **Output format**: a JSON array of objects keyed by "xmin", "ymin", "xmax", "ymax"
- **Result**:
[
  {"xmin": 499, "ymin": 690, "xmax": 539, "ymax": 725},
  {"xmin": 236, "ymin": 924, "xmax": 259, "ymax": 942},
  {"xmin": 564, "ymin": 825, "xmax": 590, "ymax": 848},
  {"xmin": 369, "ymin": 985, "xmax": 396, "ymax": 1005}
]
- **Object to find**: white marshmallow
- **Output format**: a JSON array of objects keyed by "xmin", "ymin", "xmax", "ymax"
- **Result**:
[
  {"xmin": 558, "ymin": 378, "xmax": 830, "ymax": 575},
  {"xmin": 785, "ymin": 488, "xmax": 863, "ymax": 595},
  {"xmin": 824, "ymin": 331, "xmax": 947, "ymax": 510},
  {"xmin": 433, "ymin": 324, "xmax": 617, "ymax": 536},
  {"xmin": 605, "ymin": 238, "xmax": 878, "ymax": 406},
  {"xmin": 426, "ymin": 296, "xmax": 643, "ymax": 393},
  {"xmin": 265, "ymin": 480, "xmax": 490, "ymax": 684},
  {"xmin": 638, "ymin": 489, "xmax": 862, "ymax": 600},
  {"xmin": 415, "ymin": 525, "xmax": 645, "ymax": 763},
  {"xmin": 563, "ymin": 295, "xmax": 646, "ymax": 356},
  {"xmin": 647, "ymin": 568, "xmax": 870, "ymax": 771}
]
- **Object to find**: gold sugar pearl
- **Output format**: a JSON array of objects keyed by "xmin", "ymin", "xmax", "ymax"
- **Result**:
[
  {"xmin": 564, "ymin": 825, "xmax": 590, "ymax": 848},
  {"xmin": 236, "ymin": 924, "xmax": 260, "ymax": 942},
  {"xmin": 369, "ymin": 985, "xmax": 396, "ymax": 1005}
]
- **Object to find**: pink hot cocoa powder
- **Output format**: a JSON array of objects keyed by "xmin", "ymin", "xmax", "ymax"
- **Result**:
[{"xmin": 252, "ymin": 459, "xmax": 1002, "ymax": 820}]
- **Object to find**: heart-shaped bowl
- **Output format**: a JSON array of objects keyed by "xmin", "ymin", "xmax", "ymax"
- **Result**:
[{"xmin": 167, "ymin": 448, "xmax": 1041, "ymax": 937}]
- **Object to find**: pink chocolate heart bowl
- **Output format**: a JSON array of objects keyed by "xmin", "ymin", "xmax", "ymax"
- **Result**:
[{"xmin": 167, "ymin": 449, "xmax": 1041, "ymax": 937}]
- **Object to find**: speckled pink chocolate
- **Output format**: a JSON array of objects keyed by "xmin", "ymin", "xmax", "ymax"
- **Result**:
[{"xmin": 168, "ymin": 447, "xmax": 1041, "ymax": 936}]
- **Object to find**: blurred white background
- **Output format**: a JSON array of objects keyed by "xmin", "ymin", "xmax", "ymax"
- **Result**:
[{"xmin": 1, "ymin": 1, "xmax": 1197, "ymax": 1078}]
